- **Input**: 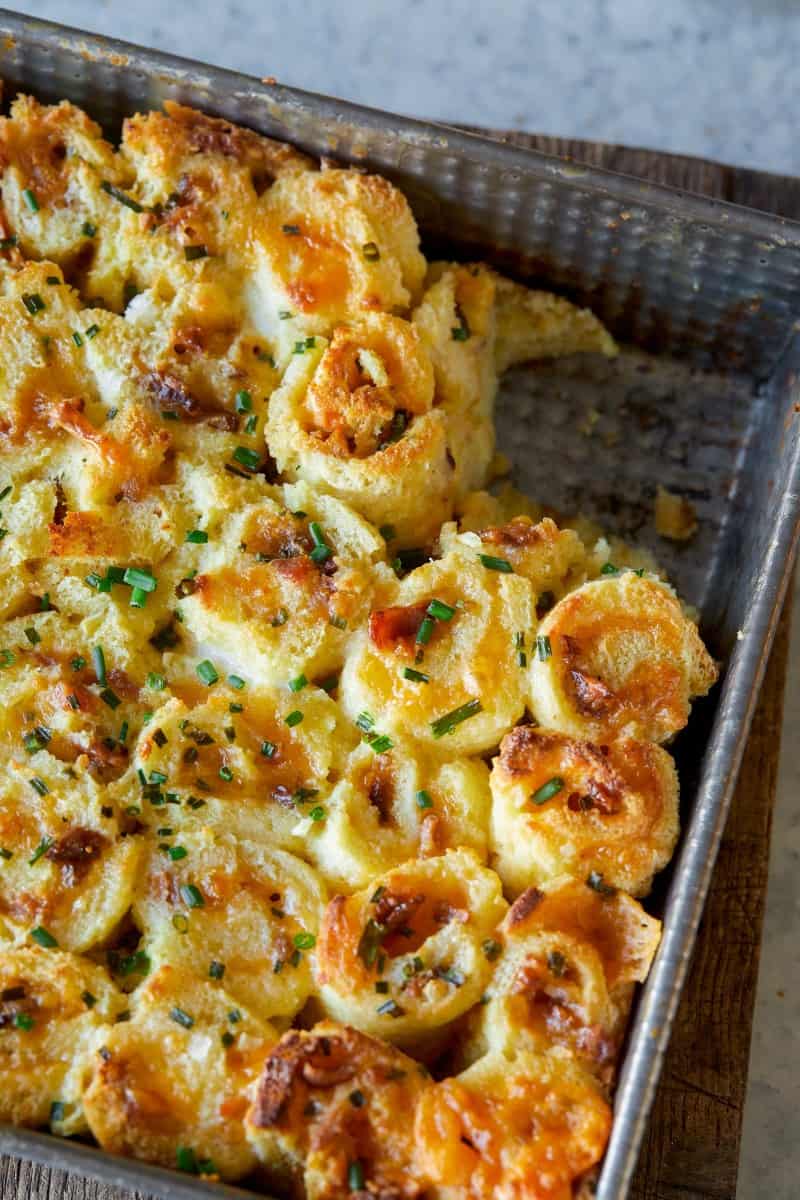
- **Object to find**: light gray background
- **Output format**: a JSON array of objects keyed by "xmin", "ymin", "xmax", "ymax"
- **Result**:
[{"xmin": 3, "ymin": 2, "xmax": 799, "ymax": 1195}]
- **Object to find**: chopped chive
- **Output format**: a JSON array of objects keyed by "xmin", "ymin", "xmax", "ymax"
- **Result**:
[
  {"xmin": 184, "ymin": 244, "xmax": 208, "ymax": 261},
  {"xmin": 427, "ymin": 599, "xmax": 456, "ymax": 622},
  {"xmin": 81, "ymin": 991, "xmax": 97, "ymax": 1008},
  {"xmin": 101, "ymin": 181, "xmax": 143, "ymax": 212},
  {"xmin": 348, "ymin": 1161, "xmax": 366, "ymax": 1192},
  {"xmin": 244, "ymin": 413, "xmax": 258, "ymax": 435},
  {"xmin": 84, "ymin": 323, "xmax": 100, "ymax": 340},
  {"xmin": 482, "ymin": 938, "xmax": 502, "ymax": 961},
  {"xmin": 379, "ymin": 524, "xmax": 396, "ymax": 542},
  {"xmin": 146, "ymin": 672, "xmax": 166, "ymax": 691},
  {"xmin": 282, "ymin": 223, "xmax": 301, "ymax": 235},
  {"xmin": 70, "ymin": 656, "xmax": 86, "ymax": 671},
  {"xmin": 376, "ymin": 999, "xmax": 403, "ymax": 1017},
  {"xmin": 288, "ymin": 673, "xmax": 307, "ymax": 693},
  {"xmin": 14, "ymin": 1012, "xmax": 35, "ymax": 1030},
  {"xmin": 356, "ymin": 711, "xmax": 375, "ymax": 733},
  {"xmin": 515, "ymin": 631, "xmax": 527, "ymax": 668},
  {"xmin": 28, "ymin": 835, "xmax": 53, "ymax": 863},
  {"xmin": 536, "ymin": 635, "xmax": 552, "ymax": 661},
  {"xmin": 46, "ymin": 276, "xmax": 60, "ymax": 286},
  {"xmin": 0, "ymin": 649, "xmax": 14, "ymax": 668},
  {"xmin": 403, "ymin": 666, "xmax": 429, "ymax": 683},
  {"xmin": 196, "ymin": 660, "xmax": 219, "ymax": 686},
  {"xmin": 99, "ymin": 688, "xmax": 121, "ymax": 710},
  {"xmin": 370, "ymin": 735, "xmax": 393, "ymax": 754},
  {"xmin": 278, "ymin": 309, "xmax": 293, "ymax": 320},
  {"xmin": 170, "ymin": 1006, "xmax": 195, "ymax": 1029},
  {"xmin": 478, "ymin": 554, "xmax": 513, "ymax": 573},
  {"xmin": 129, "ymin": 587, "xmax": 148, "ymax": 608},
  {"xmin": 30, "ymin": 926, "xmax": 58, "ymax": 948},
  {"xmin": 180, "ymin": 883, "xmax": 204, "ymax": 909},
  {"xmin": 271, "ymin": 608, "xmax": 289, "ymax": 627},
  {"xmin": 232, "ymin": 445, "xmax": 261, "ymax": 472},
  {"xmin": 168, "ymin": 846, "xmax": 187, "ymax": 862},
  {"xmin": 362, "ymin": 241, "xmax": 380, "ymax": 261},
  {"xmin": 221, "ymin": 1030, "xmax": 235, "ymax": 1046},
  {"xmin": 219, "ymin": 765, "xmax": 233, "ymax": 782},
  {"xmin": 261, "ymin": 740, "xmax": 277, "ymax": 758},
  {"xmin": 293, "ymin": 931, "xmax": 316, "ymax": 950},
  {"xmin": 122, "ymin": 566, "xmax": 157, "ymax": 592},
  {"xmin": 548, "ymin": 949, "xmax": 567, "ymax": 977},
  {"xmin": 0, "ymin": 235, "xmax": 18, "ymax": 249},
  {"xmin": 209, "ymin": 960, "xmax": 225, "ymax": 980},
  {"xmin": 309, "ymin": 805, "xmax": 326, "ymax": 822},
  {"xmin": 176, "ymin": 1147, "xmax": 198, "ymax": 1173},
  {"xmin": 24, "ymin": 626, "xmax": 40, "ymax": 645},
  {"xmin": 415, "ymin": 616, "xmax": 435, "ymax": 646},
  {"xmin": 28, "ymin": 778, "xmax": 49, "ymax": 797},
  {"xmin": 21, "ymin": 293, "xmax": 45, "ymax": 316},
  {"xmin": 587, "ymin": 871, "xmax": 617, "ymax": 896},
  {"xmin": 0, "ymin": 848, "xmax": 12, "ymax": 861},
  {"xmin": 531, "ymin": 776, "xmax": 564, "ymax": 805},
  {"xmin": 22, "ymin": 188, "xmax": 39, "ymax": 212},
  {"xmin": 185, "ymin": 529, "xmax": 208, "ymax": 544},
  {"xmin": 430, "ymin": 698, "xmax": 482, "ymax": 738},
  {"xmin": 228, "ymin": 674, "xmax": 245, "ymax": 690},
  {"xmin": 92, "ymin": 645, "xmax": 107, "ymax": 685},
  {"xmin": 416, "ymin": 789, "xmax": 433, "ymax": 809},
  {"xmin": 82, "ymin": 221, "xmax": 96, "ymax": 237},
  {"xmin": 235, "ymin": 389, "xmax": 252, "ymax": 413},
  {"xmin": 329, "ymin": 613, "xmax": 348, "ymax": 630},
  {"xmin": 600, "ymin": 562, "xmax": 619, "ymax": 575},
  {"xmin": 285, "ymin": 710, "xmax": 303, "ymax": 727}
]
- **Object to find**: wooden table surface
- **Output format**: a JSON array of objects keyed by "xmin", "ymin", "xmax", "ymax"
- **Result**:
[{"xmin": 1, "ymin": 136, "xmax": 796, "ymax": 1200}]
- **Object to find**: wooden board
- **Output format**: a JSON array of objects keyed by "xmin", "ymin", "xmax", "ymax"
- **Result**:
[{"xmin": 1, "ymin": 134, "xmax": 795, "ymax": 1200}]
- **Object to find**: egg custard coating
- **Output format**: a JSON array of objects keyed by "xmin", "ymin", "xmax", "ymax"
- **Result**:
[
  {"xmin": 412, "ymin": 263, "xmax": 498, "ymax": 499},
  {"xmin": 0, "ymin": 947, "xmax": 124, "ymax": 1134},
  {"xmin": 266, "ymin": 313, "xmax": 455, "ymax": 545},
  {"xmin": 82, "ymin": 963, "xmax": 277, "ymax": 1181},
  {"xmin": 529, "ymin": 572, "xmax": 718, "ymax": 743},
  {"xmin": 305, "ymin": 738, "xmax": 491, "ymax": 891},
  {"xmin": 314, "ymin": 849, "xmax": 507, "ymax": 1048},
  {"xmin": 492, "ymin": 272, "xmax": 618, "ymax": 373},
  {"xmin": 489, "ymin": 725, "xmax": 679, "ymax": 897},
  {"xmin": 252, "ymin": 165, "xmax": 426, "ymax": 357},
  {"xmin": 462, "ymin": 875, "xmax": 661, "ymax": 1079},
  {"xmin": 178, "ymin": 480, "xmax": 387, "ymax": 689},
  {"xmin": 246, "ymin": 1021, "xmax": 431, "ymax": 1200},
  {"xmin": 133, "ymin": 829, "xmax": 326, "ymax": 1024},
  {"xmin": 339, "ymin": 531, "xmax": 535, "ymax": 758},
  {"xmin": 115, "ymin": 683, "xmax": 354, "ymax": 850},
  {"xmin": 414, "ymin": 1049, "xmax": 611, "ymax": 1200}
]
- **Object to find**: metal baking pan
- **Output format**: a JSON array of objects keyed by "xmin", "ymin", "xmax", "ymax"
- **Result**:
[{"xmin": 1, "ymin": 9, "xmax": 799, "ymax": 1199}]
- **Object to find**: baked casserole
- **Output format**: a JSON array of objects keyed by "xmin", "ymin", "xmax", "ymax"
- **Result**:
[{"xmin": 0, "ymin": 95, "xmax": 717, "ymax": 1198}]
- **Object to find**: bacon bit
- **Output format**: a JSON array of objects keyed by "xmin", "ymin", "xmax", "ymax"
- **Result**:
[
  {"xmin": 418, "ymin": 813, "xmax": 443, "ymax": 858},
  {"xmin": 499, "ymin": 726, "xmax": 557, "ymax": 777},
  {"xmin": 86, "ymin": 738, "xmax": 129, "ymax": 781},
  {"xmin": 52, "ymin": 479, "xmax": 68, "ymax": 526},
  {"xmin": 144, "ymin": 372, "xmax": 200, "ymax": 417},
  {"xmin": 507, "ymin": 887, "xmax": 545, "ymax": 928},
  {"xmin": 366, "ymin": 765, "xmax": 394, "ymax": 825},
  {"xmin": 172, "ymin": 325, "xmax": 206, "ymax": 356},
  {"xmin": 368, "ymin": 603, "xmax": 428, "ymax": 653},
  {"xmin": 107, "ymin": 667, "xmax": 140, "ymax": 703},
  {"xmin": 373, "ymin": 892, "xmax": 425, "ymax": 932},
  {"xmin": 432, "ymin": 900, "xmax": 469, "ymax": 925},
  {"xmin": 479, "ymin": 517, "xmax": 547, "ymax": 547},
  {"xmin": 45, "ymin": 827, "xmax": 107, "ymax": 885},
  {"xmin": 560, "ymin": 636, "xmax": 617, "ymax": 718},
  {"xmin": 251, "ymin": 1031, "xmax": 356, "ymax": 1126},
  {"xmin": 566, "ymin": 777, "xmax": 622, "ymax": 816},
  {"xmin": 569, "ymin": 669, "xmax": 616, "ymax": 717}
]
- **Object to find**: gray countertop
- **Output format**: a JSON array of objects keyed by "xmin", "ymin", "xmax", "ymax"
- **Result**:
[{"xmin": 3, "ymin": 2, "xmax": 799, "ymax": 1196}]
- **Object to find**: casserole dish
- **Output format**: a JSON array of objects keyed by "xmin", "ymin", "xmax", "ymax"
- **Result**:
[{"xmin": 0, "ymin": 10, "xmax": 798, "ymax": 1199}]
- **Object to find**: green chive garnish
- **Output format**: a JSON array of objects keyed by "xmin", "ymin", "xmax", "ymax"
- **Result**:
[
  {"xmin": 123, "ymin": 566, "xmax": 157, "ymax": 592},
  {"xmin": 288, "ymin": 673, "xmax": 307, "ymax": 693},
  {"xmin": 232, "ymin": 446, "xmax": 261, "ymax": 471},
  {"xmin": 416, "ymin": 617, "xmax": 435, "ymax": 645},
  {"xmin": 235, "ymin": 389, "xmax": 252, "ymax": 413},
  {"xmin": 30, "ymin": 926, "xmax": 58, "ymax": 948},
  {"xmin": 92, "ymin": 645, "xmax": 107, "ymax": 685},
  {"xmin": 261, "ymin": 740, "xmax": 277, "ymax": 757},
  {"xmin": 293, "ymin": 931, "xmax": 316, "ymax": 950},
  {"xmin": 370, "ymin": 735, "xmax": 393, "ymax": 754},
  {"xmin": 184, "ymin": 244, "xmax": 208, "ymax": 261},
  {"xmin": 186, "ymin": 529, "xmax": 208, "ymax": 544},
  {"xmin": 479, "ymin": 554, "xmax": 513, "ymax": 573},
  {"xmin": 362, "ymin": 242, "xmax": 380, "ymax": 261},
  {"xmin": 228, "ymin": 674, "xmax": 245, "ymax": 690},
  {"xmin": 403, "ymin": 667, "xmax": 429, "ymax": 683},
  {"xmin": 99, "ymin": 688, "xmax": 121, "ymax": 710},
  {"xmin": 196, "ymin": 660, "xmax": 219, "ymax": 686},
  {"xmin": 536, "ymin": 635, "xmax": 552, "ymax": 661},
  {"xmin": 14, "ymin": 1012, "xmax": 35, "ymax": 1030},
  {"xmin": 430, "ymin": 698, "xmax": 482, "ymax": 738},
  {"xmin": 532, "ymin": 776, "xmax": 564, "ymax": 805},
  {"xmin": 416, "ymin": 790, "xmax": 433, "ymax": 809},
  {"xmin": 286, "ymin": 710, "xmax": 303, "ymax": 727},
  {"xmin": 348, "ymin": 1161, "xmax": 366, "ymax": 1191},
  {"xmin": 587, "ymin": 871, "xmax": 617, "ymax": 896},
  {"xmin": 82, "ymin": 221, "xmax": 96, "ymax": 237},
  {"xmin": 21, "ymin": 293, "xmax": 45, "ymax": 315},
  {"xmin": 180, "ymin": 883, "xmax": 204, "ymax": 909},
  {"xmin": 170, "ymin": 1006, "xmax": 194, "ymax": 1029},
  {"xmin": 168, "ymin": 846, "xmax": 187, "ymax": 862},
  {"xmin": 28, "ymin": 778, "xmax": 49, "ymax": 797},
  {"xmin": 28, "ymin": 835, "xmax": 53, "ymax": 863},
  {"xmin": 209, "ymin": 960, "xmax": 225, "ymax": 980},
  {"xmin": 101, "ymin": 181, "xmax": 143, "ymax": 212},
  {"xmin": 22, "ymin": 188, "xmax": 39, "ymax": 212},
  {"xmin": 426, "ymin": 599, "xmax": 455, "ymax": 621}
]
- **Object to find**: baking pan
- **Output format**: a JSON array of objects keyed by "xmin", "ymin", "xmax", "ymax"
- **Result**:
[{"xmin": 0, "ymin": 10, "xmax": 798, "ymax": 1200}]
